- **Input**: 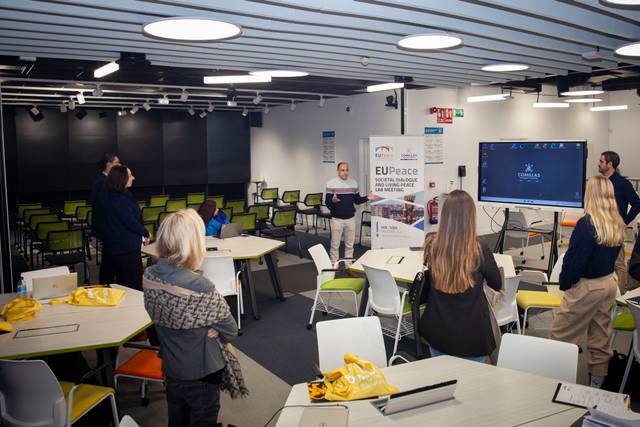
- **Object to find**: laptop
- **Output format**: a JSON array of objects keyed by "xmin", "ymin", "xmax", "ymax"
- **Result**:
[
  {"xmin": 298, "ymin": 406, "xmax": 348, "ymax": 427},
  {"xmin": 371, "ymin": 380, "xmax": 457, "ymax": 415},
  {"xmin": 220, "ymin": 222, "xmax": 242, "ymax": 239},
  {"xmin": 32, "ymin": 273, "xmax": 78, "ymax": 300}
]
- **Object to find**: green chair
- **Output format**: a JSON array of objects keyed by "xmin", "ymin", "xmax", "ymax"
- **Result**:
[
  {"xmin": 187, "ymin": 203, "xmax": 201, "ymax": 211},
  {"xmin": 137, "ymin": 201, "xmax": 147, "ymax": 210},
  {"xmin": 260, "ymin": 188, "xmax": 279, "ymax": 206},
  {"xmin": 275, "ymin": 190, "xmax": 300, "ymax": 213},
  {"xmin": 225, "ymin": 200, "xmax": 245, "ymax": 215},
  {"xmin": 248, "ymin": 204, "xmax": 271, "ymax": 234},
  {"xmin": 28, "ymin": 214, "xmax": 61, "ymax": 267},
  {"xmin": 261, "ymin": 210, "xmax": 302, "ymax": 257},
  {"xmin": 207, "ymin": 195, "xmax": 225, "ymax": 208},
  {"xmin": 298, "ymin": 193, "xmax": 323, "ymax": 232},
  {"xmin": 42, "ymin": 229, "xmax": 88, "ymax": 283},
  {"xmin": 142, "ymin": 206, "xmax": 164, "ymax": 224},
  {"xmin": 144, "ymin": 222, "xmax": 156, "ymax": 242},
  {"xmin": 187, "ymin": 193, "xmax": 205, "ymax": 205},
  {"xmin": 231, "ymin": 213, "xmax": 257, "ymax": 233},
  {"xmin": 33, "ymin": 221, "xmax": 70, "ymax": 268},
  {"xmin": 149, "ymin": 195, "xmax": 169, "ymax": 207},
  {"xmin": 75, "ymin": 205, "xmax": 92, "ymax": 224},
  {"xmin": 23, "ymin": 208, "xmax": 51, "ymax": 255},
  {"xmin": 221, "ymin": 208, "xmax": 233, "ymax": 219},
  {"xmin": 16, "ymin": 203, "xmax": 43, "ymax": 252},
  {"xmin": 165, "ymin": 199, "xmax": 186, "ymax": 213},
  {"xmin": 157, "ymin": 211, "xmax": 171, "ymax": 227},
  {"xmin": 63, "ymin": 200, "xmax": 87, "ymax": 218},
  {"xmin": 359, "ymin": 210, "xmax": 371, "ymax": 245}
]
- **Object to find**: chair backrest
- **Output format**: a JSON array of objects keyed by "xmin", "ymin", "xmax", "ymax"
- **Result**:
[
  {"xmin": 149, "ymin": 195, "xmax": 169, "ymax": 207},
  {"xmin": 187, "ymin": 193, "xmax": 205, "ymax": 205},
  {"xmin": 157, "ymin": 211, "xmax": 171, "ymax": 226},
  {"xmin": 271, "ymin": 209, "xmax": 296, "ymax": 227},
  {"xmin": 36, "ymin": 221, "xmax": 69, "ymax": 241},
  {"xmin": 308, "ymin": 244, "xmax": 335, "ymax": 284},
  {"xmin": 225, "ymin": 199, "xmax": 245, "ymax": 214},
  {"xmin": 627, "ymin": 302, "xmax": 640, "ymax": 360},
  {"xmin": 363, "ymin": 264, "xmax": 402, "ymax": 315},
  {"xmin": 199, "ymin": 254, "xmax": 237, "ymax": 296},
  {"xmin": 24, "ymin": 208, "xmax": 50, "ymax": 227},
  {"xmin": 137, "ymin": 201, "xmax": 147, "ymax": 210},
  {"xmin": 260, "ymin": 187, "xmax": 279, "ymax": 202},
  {"xmin": 248, "ymin": 204, "xmax": 270, "ymax": 221},
  {"xmin": 141, "ymin": 206, "xmax": 164, "ymax": 223},
  {"xmin": 63, "ymin": 200, "xmax": 87, "ymax": 217},
  {"xmin": 316, "ymin": 317, "xmax": 387, "ymax": 372},
  {"xmin": 17, "ymin": 203, "xmax": 42, "ymax": 221},
  {"xmin": 519, "ymin": 270, "xmax": 549, "ymax": 286},
  {"xmin": 21, "ymin": 266, "xmax": 71, "ymax": 292},
  {"xmin": 231, "ymin": 213, "xmax": 256, "ymax": 232},
  {"xmin": 0, "ymin": 359, "xmax": 66, "ymax": 427},
  {"xmin": 29, "ymin": 213, "xmax": 59, "ymax": 231},
  {"xmin": 497, "ymin": 333, "xmax": 578, "ymax": 382},
  {"xmin": 187, "ymin": 203, "xmax": 201, "ymax": 211},
  {"xmin": 281, "ymin": 190, "xmax": 300, "ymax": 204},
  {"xmin": 87, "ymin": 210, "xmax": 93, "ymax": 226},
  {"xmin": 207, "ymin": 195, "xmax": 224, "ymax": 208},
  {"xmin": 493, "ymin": 276, "xmax": 521, "ymax": 323},
  {"xmin": 46, "ymin": 229, "xmax": 84, "ymax": 252},
  {"xmin": 493, "ymin": 253, "xmax": 516, "ymax": 278},
  {"xmin": 75, "ymin": 205, "xmax": 92, "ymax": 222},
  {"xmin": 549, "ymin": 253, "xmax": 565, "ymax": 283},
  {"xmin": 165, "ymin": 199, "xmax": 186, "ymax": 213},
  {"xmin": 144, "ymin": 222, "xmax": 155, "ymax": 242},
  {"xmin": 506, "ymin": 211, "xmax": 528, "ymax": 239},
  {"xmin": 303, "ymin": 193, "xmax": 323, "ymax": 207},
  {"xmin": 119, "ymin": 415, "xmax": 140, "ymax": 427}
]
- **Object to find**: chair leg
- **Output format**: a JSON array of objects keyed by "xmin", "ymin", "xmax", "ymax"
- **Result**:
[
  {"xmin": 109, "ymin": 394, "xmax": 119, "ymax": 427},
  {"xmin": 358, "ymin": 222, "xmax": 363, "ymax": 246},
  {"xmin": 236, "ymin": 292, "xmax": 242, "ymax": 331},
  {"xmin": 307, "ymin": 290, "xmax": 320, "ymax": 329},
  {"xmin": 514, "ymin": 307, "xmax": 522, "ymax": 334},
  {"xmin": 539, "ymin": 234, "xmax": 545, "ymax": 260},
  {"xmin": 619, "ymin": 345, "xmax": 635, "ymax": 393},
  {"xmin": 392, "ymin": 314, "xmax": 403, "ymax": 357},
  {"xmin": 295, "ymin": 234, "xmax": 303, "ymax": 258},
  {"xmin": 353, "ymin": 292, "xmax": 359, "ymax": 317},
  {"xmin": 522, "ymin": 308, "xmax": 529, "ymax": 335}
]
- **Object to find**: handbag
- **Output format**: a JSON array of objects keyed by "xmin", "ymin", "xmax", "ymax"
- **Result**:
[
  {"xmin": 601, "ymin": 350, "xmax": 640, "ymax": 402},
  {"xmin": 322, "ymin": 352, "xmax": 399, "ymax": 401}
]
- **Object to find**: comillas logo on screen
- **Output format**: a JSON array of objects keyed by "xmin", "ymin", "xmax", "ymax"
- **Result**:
[
  {"xmin": 375, "ymin": 145, "xmax": 394, "ymax": 161},
  {"xmin": 518, "ymin": 162, "xmax": 542, "ymax": 183},
  {"xmin": 399, "ymin": 147, "xmax": 418, "ymax": 161}
]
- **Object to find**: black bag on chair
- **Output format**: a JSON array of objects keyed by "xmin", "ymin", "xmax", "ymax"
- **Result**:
[
  {"xmin": 601, "ymin": 350, "xmax": 640, "ymax": 402},
  {"xmin": 408, "ymin": 270, "xmax": 429, "ymax": 358}
]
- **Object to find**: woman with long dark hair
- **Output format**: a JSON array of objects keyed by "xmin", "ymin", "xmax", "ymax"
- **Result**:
[
  {"xmin": 197, "ymin": 200, "xmax": 229, "ymax": 237},
  {"xmin": 420, "ymin": 190, "xmax": 502, "ymax": 362},
  {"xmin": 101, "ymin": 165, "xmax": 149, "ymax": 290}
]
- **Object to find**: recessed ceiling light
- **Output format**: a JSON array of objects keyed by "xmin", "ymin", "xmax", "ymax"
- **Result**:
[
  {"xmin": 564, "ymin": 98, "xmax": 603, "ymax": 103},
  {"xmin": 603, "ymin": 0, "xmax": 640, "ymax": 4},
  {"xmin": 397, "ymin": 33, "xmax": 463, "ymax": 50},
  {"xmin": 533, "ymin": 102, "xmax": 570, "ymax": 108},
  {"xmin": 249, "ymin": 70, "xmax": 309, "ymax": 78},
  {"xmin": 481, "ymin": 63, "xmax": 529, "ymax": 72},
  {"xmin": 560, "ymin": 89, "xmax": 604, "ymax": 96},
  {"xmin": 366, "ymin": 82, "xmax": 404, "ymax": 92},
  {"xmin": 466, "ymin": 93, "xmax": 510, "ymax": 103},
  {"xmin": 590, "ymin": 105, "xmax": 628, "ymax": 111},
  {"xmin": 94, "ymin": 61, "xmax": 119, "ymax": 78},
  {"xmin": 142, "ymin": 17, "xmax": 241, "ymax": 42},
  {"xmin": 615, "ymin": 41, "xmax": 640, "ymax": 57},
  {"xmin": 204, "ymin": 75, "xmax": 271, "ymax": 84}
]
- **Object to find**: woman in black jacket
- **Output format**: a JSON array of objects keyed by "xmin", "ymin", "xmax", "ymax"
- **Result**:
[
  {"xmin": 420, "ymin": 190, "xmax": 502, "ymax": 362},
  {"xmin": 101, "ymin": 165, "xmax": 149, "ymax": 290}
]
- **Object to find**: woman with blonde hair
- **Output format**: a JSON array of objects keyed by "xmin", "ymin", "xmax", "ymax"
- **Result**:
[
  {"xmin": 551, "ymin": 175, "xmax": 625, "ymax": 388},
  {"xmin": 143, "ymin": 209, "xmax": 247, "ymax": 427},
  {"xmin": 419, "ymin": 190, "xmax": 502, "ymax": 361}
]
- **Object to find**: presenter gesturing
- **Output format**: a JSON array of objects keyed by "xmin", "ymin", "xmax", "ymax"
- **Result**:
[{"xmin": 325, "ymin": 162, "xmax": 376, "ymax": 264}]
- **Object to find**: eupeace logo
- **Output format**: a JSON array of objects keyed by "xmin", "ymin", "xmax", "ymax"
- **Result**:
[{"xmin": 374, "ymin": 145, "xmax": 394, "ymax": 160}]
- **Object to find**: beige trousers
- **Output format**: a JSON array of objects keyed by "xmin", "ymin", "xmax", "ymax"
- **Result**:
[
  {"xmin": 330, "ymin": 217, "xmax": 356, "ymax": 263},
  {"xmin": 550, "ymin": 273, "xmax": 618, "ymax": 377},
  {"xmin": 615, "ymin": 246, "xmax": 627, "ymax": 294}
]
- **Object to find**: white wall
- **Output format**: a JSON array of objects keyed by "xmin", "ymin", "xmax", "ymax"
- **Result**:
[{"xmin": 608, "ymin": 90, "xmax": 640, "ymax": 178}]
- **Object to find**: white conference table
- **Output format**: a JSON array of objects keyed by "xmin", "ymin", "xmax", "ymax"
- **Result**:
[
  {"xmin": 143, "ymin": 235, "xmax": 286, "ymax": 319},
  {"xmin": 276, "ymin": 355, "xmax": 586, "ymax": 427},
  {"xmin": 0, "ymin": 284, "xmax": 151, "ymax": 386}
]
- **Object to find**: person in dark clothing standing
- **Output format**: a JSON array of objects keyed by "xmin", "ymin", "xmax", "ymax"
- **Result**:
[
  {"xmin": 92, "ymin": 153, "xmax": 120, "ymax": 284},
  {"xmin": 101, "ymin": 165, "xmax": 149, "ymax": 290},
  {"xmin": 629, "ymin": 234, "xmax": 640, "ymax": 283},
  {"xmin": 598, "ymin": 151, "xmax": 640, "ymax": 293},
  {"xmin": 420, "ymin": 190, "xmax": 502, "ymax": 362}
]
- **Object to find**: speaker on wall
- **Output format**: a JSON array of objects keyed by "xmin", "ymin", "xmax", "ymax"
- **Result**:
[{"xmin": 248, "ymin": 111, "xmax": 262, "ymax": 127}]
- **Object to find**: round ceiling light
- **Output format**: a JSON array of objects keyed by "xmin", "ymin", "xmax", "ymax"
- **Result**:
[
  {"xmin": 397, "ymin": 33, "xmax": 463, "ymax": 50},
  {"xmin": 615, "ymin": 41, "xmax": 640, "ymax": 57},
  {"xmin": 560, "ymin": 89, "xmax": 604, "ymax": 96},
  {"xmin": 249, "ymin": 70, "xmax": 309, "ymax": 78},
  {"xmin": 481, "ymin": 63, "xmax": 529, "ymax": 72},
  {"xmin": 142, "ymin": 17, "xmax": 241, "ymax": 42},
  {"xmin": 564, "ymin": 98, "xmax": 603, "ymax": 103}
]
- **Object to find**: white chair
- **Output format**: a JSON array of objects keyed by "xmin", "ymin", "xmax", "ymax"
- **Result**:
[
  {"xmin": 316, "ymin": 317, "xmax": 387, "ymax": 372},
  {"xmin": 619, "ymin": 302, "xmax": 640, "ymax": 393},
  {"xmin": 493, "ymin": 277, "xmax": 522, "ymax": 334},
  {"xmin": 120, "ymin": 415, "xmax": 140, "ymax": 427},
  {"xmin": 200, "ymin": 253, "xmax": 244, "ymax": 330},
  {"xmin": 363, "ymin": 264, "xmax": 415, "ymax": 358},
  {"xmin": 307, "ymin": 244, "xmax": 365, "ymax": 329},
  {"xmin": 20, "ymin": 266, "xmax": 70, "ymax": 293},
  {"xmin": 506, "ymin": 210, "xmax": 546, "ymax": 264},
  {"xmin": 497, "ymin": 333, "xmax": 578, "ymax": 382},
  {"xmin": 0, "ymin": 359, "xmax": 119, "ymax": 427}
]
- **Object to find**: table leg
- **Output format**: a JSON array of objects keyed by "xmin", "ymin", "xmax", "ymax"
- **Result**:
[
  {"xmin": 358, "ymin": 278, "xmax": 369, "ymax": 317},
  {"xmin": 265, "ymin": 252, "xmax": 286, "ymax": 301},
  {"xmin": 97, "ymin": 347, "xmax": 115, "ymax": 388},
  {"xmin": 241, "ymin": 260, "xmax": 260, "ymax": 320}
]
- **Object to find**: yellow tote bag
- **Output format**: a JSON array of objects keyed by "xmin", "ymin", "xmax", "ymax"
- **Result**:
[
  {"xmin": 322, "ymin": 352, "xmax": 399, "ymax": 401},
  {"xmin": 51, "ymin": 288, "xmax": 125, "ymax": 306},
  {"xmin": 1, "ymin": 298, "xmax": 42, "ymax": 322}
]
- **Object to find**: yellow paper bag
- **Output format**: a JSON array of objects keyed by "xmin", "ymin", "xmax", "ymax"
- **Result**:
[
  {"xmin": 0, "ymin": 321, "xmax": 13, "ymax": 333},
  {"xmin": 322, "ymin": 352, "xmax": 399, "ymax": 401},
  {"xmin": 1, "ymin": 298, "xmax": 42, "ymax": 322},
  {"xmin": 51, "ymin": 288, "xmax": 125, "ymax": 306}
]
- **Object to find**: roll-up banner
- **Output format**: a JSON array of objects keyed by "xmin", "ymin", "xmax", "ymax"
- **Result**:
[{"xmin": 369, "ymin": 135, "xmax": 425, "ymax": 249}]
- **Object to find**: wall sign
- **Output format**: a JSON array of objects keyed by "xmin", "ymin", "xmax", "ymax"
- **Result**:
[
  {"xmin": 424, "ymin": 127, "xmax": 444, "ymax": 165},
  {"xmin": 436, "ymin": 108, "xmax": 453, "ymax": 124},
  {"xmin": 454, "ymin": 108, "xmax": 464, "ymax": 118},
  {"xmin": 321, "ymin": 130, "xmax": 336, "ymax": 163}
]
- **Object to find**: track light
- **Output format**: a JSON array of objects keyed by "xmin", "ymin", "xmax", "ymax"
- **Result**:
[
  {"xmin": 142, "ymin": 100, "xmax": 151, "ymax": 111},
  {"xmin": 117, "ymin": 109, "xmax": 127, "ymax": 116},
  {"xmin": 264, "ymin": 104, "xmax": 270, "ymax": 114},
  {"xmin": 187, "ymin": 107, "xmax": 195, "ymax": 116},
  {"xmin": 180, "ymin": 89, "xmax": 189, "ymax": 102},
  {"xmin": 207, "ymin": 102, "xmax": 214, "ymax": 112},
  {"xmin": 69, "ymin": 98, "xmax": 76, "ymax": 110},
  {"xmin": 60, "ymin": 103, "xmax": 67, "ymax": 113},
  {"xmin": 76, "ymin": 92, "xmax": 86, "ymax": 104},
  {"xmin": 242, "ymin": 107, "xmax": 248, "ymax": 117},
  {"xmin": 130, "ymin": 105, "xmax": 139, "ymax": 115},
  {"xmin": 92, "ymin": 85, "xmax": 103, "ymax": 97},
  {"xmin": 199, "ymin": 110, "xmax": 207, "ymax": 118},
  {"xmin": 94, "ymin": 61, "xmax": 119, "ymax": 78},
  {"xmin": 318, "ymin": 96, "xmax": 325, "ymax": 107},
  {"xmin": 290, "ymin": 100, "xmax": 296, "ymax": 111},
  {"xmin": 252, "ymin": 92, "xmax": 263, "ymax": 104},
  {"xmin": 158, "ymin": 95, "xmax": 169, "ymax": 105},
  {"xmin": 27, "ymin": 105, "xmax": 43, "ymax": 121},
  {"xmin": 30, "ymin": 105, "xmax": 40, "ymax": 115}
]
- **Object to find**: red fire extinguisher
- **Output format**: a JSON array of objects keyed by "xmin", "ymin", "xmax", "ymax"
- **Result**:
[{"xmin": 427, "ymin": 197, "xmax": 439, "ymax": 224}]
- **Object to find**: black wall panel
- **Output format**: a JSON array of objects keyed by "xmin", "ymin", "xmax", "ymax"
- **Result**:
[
  {"xmin": 207, "ymin": 111, "xmax": 250, "ymax": 184},
  {"xmin": 68, "ymin": 110, "xmax": 117, "ymax": 191},
  {"xmin": 163, "ymin": 111, "xmax": 207, "ymax": 186},
  {"xmin": 117, "ymin": 111, "xmax": 163, "ymax": 187}
]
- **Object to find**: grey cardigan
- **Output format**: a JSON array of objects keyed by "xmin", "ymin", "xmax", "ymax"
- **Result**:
[{"xmin": 145, "ymin": 258, "xmax": 238, "ymax": 381}]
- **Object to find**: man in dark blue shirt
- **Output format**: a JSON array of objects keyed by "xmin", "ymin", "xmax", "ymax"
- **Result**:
[{"xmin": 599, "ymin": 151, "xmax": 640, "ymax": 293}]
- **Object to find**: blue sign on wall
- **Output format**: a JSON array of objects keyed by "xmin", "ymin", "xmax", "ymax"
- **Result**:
[{"xmin": 424, "ymin": 127, "xmax": 444, "ymax": 135}]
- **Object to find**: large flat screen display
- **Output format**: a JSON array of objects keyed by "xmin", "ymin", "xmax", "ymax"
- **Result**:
[{"xmin": 478, "ymin": 141, "xmax": 586, "ymax": 209}]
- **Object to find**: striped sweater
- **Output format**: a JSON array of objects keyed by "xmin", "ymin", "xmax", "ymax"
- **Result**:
[{"xmin": 325, "ymin": 177, "xmax": 368, "ymax": 219}]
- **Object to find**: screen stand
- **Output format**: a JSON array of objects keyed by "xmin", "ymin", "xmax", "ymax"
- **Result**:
[{"xmin": 493, "ymin": 208, "xmax": 559, "ymax": 277}]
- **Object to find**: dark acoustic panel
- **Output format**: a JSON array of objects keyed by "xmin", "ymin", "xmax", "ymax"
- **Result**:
[
  {"xmin": 15, "ymin": 108, "xmax": 68, "ymax": 193},
  {"xmin": 163, "ymin": 111, "xmax": 207, "ymax": 186},
  {"xmin": 3, "ymin": 109, "xmax": 17, "ymax": 212},
  {"xmin": 117, "ymin": 110, "xmax": 163, "ymax": 187},
  {"xmin": 248, "ymin": 111, "xmax": 262, "ymax": 127},
  {"xmin": 206, "ymin": 112, "xmax": 250, "ymax": 184},
  {"xmin": 68, "ymin": 109, "xmax": 117, "ymax": 191}
]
